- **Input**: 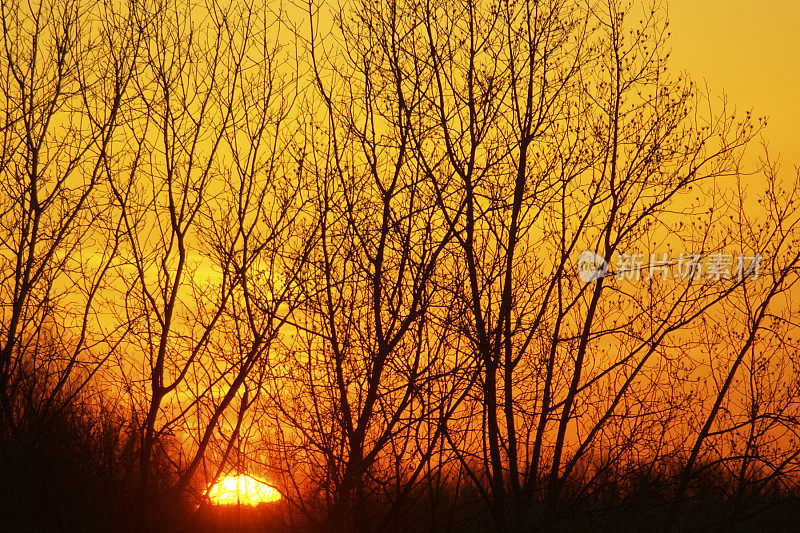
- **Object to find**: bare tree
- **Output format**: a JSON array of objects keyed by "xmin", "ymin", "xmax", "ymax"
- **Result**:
[
  {"xmin": 0, "ymin": 0, "xmax": 140, "ymax": 432},
  {"xmin": 2, "ymin": 0, "xmax": 800, "ymax": 530},
  {"xmin": 670, "ymin": 163, "xmax": 800, "ymax": 527},
  {"xmin": 105, "ymin": 0, "xmax": 306, "ymax": 523},
  {"xmin": 316, "ymin": 0, "xmax": 800, "ymax": 530},
  {"xmin": 248, "ymin": 1, "xmax": 482, "ymax": 529}
]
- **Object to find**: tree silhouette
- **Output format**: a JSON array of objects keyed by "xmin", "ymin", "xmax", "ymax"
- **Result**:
[{"xmin": 1, "ymin": 0, "xmax": 800, "ymax": 531}]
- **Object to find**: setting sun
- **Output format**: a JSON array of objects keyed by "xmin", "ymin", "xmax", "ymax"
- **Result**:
[
  {"xmin": 207, "ymin": 475, "xmax": 281, "ymax": 506},
  {"xmin": 4, "ymin": 0, "xmax": 800, "ymax": 529}
]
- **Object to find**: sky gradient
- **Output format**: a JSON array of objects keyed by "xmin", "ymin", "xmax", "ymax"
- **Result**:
[{"xmin": 668, "ymin": 0, "xmax": 800, "ymax": 168}]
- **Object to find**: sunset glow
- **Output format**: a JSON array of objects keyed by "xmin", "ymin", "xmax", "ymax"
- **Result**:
[
  {"xmin": 5, "ymin": 0, "xmax": 800, "ymax": 529},
  {"xmin": 207, "ymin": 475, "xmax": 281, "ymax": 506}
]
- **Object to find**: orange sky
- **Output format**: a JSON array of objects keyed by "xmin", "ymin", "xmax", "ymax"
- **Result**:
[{"xmin": 667, "ymin": 0, "xmax": 800, "ymax": 168}]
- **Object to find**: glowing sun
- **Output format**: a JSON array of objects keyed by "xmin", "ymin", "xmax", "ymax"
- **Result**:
[{"xmin": 207, "ymin": 474, "xmax": 281, "ymax": 505}]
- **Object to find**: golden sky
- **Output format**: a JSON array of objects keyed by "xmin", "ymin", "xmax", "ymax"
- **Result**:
[{"xmin": 668, "ymin": 0, "xmax": 800, "ymax": 168}]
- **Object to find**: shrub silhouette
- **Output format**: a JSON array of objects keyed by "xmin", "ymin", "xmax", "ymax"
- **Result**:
[{"xmin": 0, "ymin": 363, "xmax": 194, "ymax": 532}]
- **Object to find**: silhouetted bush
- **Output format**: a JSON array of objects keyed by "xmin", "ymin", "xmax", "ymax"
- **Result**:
[{"xmin": 0, "ymin": 365, "xmax": 194, "ymax": 532}]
